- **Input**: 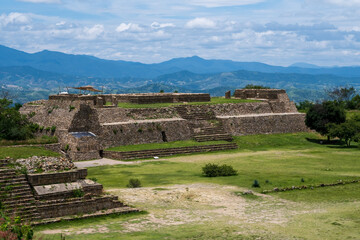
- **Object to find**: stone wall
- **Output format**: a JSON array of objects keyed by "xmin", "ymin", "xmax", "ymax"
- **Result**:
[
  {"xmin": 234, "ymin": 89, "xmax": 286, "ymax": 100},
  {"xmin": 99, "ymin": 119, "xmax": 192, "ymax": 148},
  {"xmin": 27, "ymin": 169, "xmax": 87, "ymax": 186},
  {"xmin": 96, "ymin": 107, "xmax": 179, "ymax": 123},
  {"xmin": 36, "ymin": 196, "xmax": 123, "ymax": 219},
  {"xmin": 219, "ymin": 113, "xmax": 308, "ymax": 135}
]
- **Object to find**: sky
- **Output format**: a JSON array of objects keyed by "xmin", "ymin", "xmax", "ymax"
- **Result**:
[{"xmin": 1, "ymin": 0, "xmax": 360, "ymax": 66}]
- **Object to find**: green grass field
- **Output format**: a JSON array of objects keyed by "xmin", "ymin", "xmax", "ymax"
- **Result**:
[
  {"xmin": 0, "ymin": 146, "xmax": 60, "ymax": 159},
  {"xmin": 34, "ymin": 132, "xmax": 360, "ymax": 240},
  {"xmin": 106, "ymin": 140, "xmax": 230, "ymax": 152},
  {"xmin": 116, "ymin": 97, "xmax": 259, "ymax": 108}
]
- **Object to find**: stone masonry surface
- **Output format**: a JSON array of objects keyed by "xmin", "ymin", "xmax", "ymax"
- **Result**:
[{"xmin": 19, "ymin": 90, "xmax": 307, "ymax": 161}]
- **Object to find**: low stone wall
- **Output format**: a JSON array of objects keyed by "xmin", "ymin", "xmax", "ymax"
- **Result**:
[
  {"xmin": 96, "ymin": 107, "xmax": 179, "ymax": 123},
  {"xmin": 219, "ymin": 113, "xmax": 308, "ymax": 136},
  {"xmin": 234, "ymin": 89, "xmax": 286, "ymax": 100},
  {"xmin": 103, "ymin": 143, "xmax": 238, "ymax": 160},
  {"xmin": 113, "ymin": 93, "xmax": 210, "ymax": 104},
  {"xmin": 36, "ymin": 196, "xmax": 123, "ymax": 219},
  {"xmin": 27, "ymin": 169, "xmax": 87, "ymax": 186},
  {"xmin": 99, "ymin": 119, "xmax": 192, "ymax": 148}
]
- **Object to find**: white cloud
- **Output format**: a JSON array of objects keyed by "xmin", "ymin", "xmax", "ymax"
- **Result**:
[
  {"xmin": 116, "ymin": 23, "xmax": 143, "ymax": 32},
  {"xmin": 0, "ymin": 12, "xmax": 31, "ymax": 26},
  {"xmin": 151, "ymin": 22, "xmax": 175, "ymax": 29},
  {"xmin": 185, "ymin": 18, "xmax": 216, "ymax": 29},
  {"xmin": 77, "ymin": 24, "xmax": 104, "ymax": 40},
  {"xmin": 189, "ymin": 0, "xmax": 264, "ymax": 7},
  {"xmin": 324, "ymin": 0, "xmax": 360, "ymax": 6},
  {"xmin": 17, "ymin": 0, "xmax": 61, "ymax": 3}
]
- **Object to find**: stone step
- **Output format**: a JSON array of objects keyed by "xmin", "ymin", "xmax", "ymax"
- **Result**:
[
  {"xmin": 33, "ymin": 206, "xmax": 139, "ymax": 226},
  {"xmin": 104, "ymin": 143, "xmax": 238, "ymax": 160},
  {"xmin": 194, "ymin": 134, "xmax": 233, "ymax": 142},
  {"xmin": 0, "ymin": 179, "xmax": 28, "ymax": 186},
  {"xmin": 3, "ymin": 196, "xmax": 36, "ymax": 205}
]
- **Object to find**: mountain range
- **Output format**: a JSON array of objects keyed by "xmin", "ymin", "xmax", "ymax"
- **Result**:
[{"xmin": 0, "ymin": 44, "xmax": 359, "ymax": 104}]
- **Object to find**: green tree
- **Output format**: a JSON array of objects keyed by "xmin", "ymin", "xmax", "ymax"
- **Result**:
[
  {"xmin": 347, "ymin": 94, "xmax": 360, "ymax": 109},
  {"xmin": 243, "ymin": 84, "xmax": 270, "ymax": 89},
  {"xmin": 326, "ymin": 86, "xmax": 356, "ymax": 102},
  {"xmin": 328, "ymin": 119, "xmax": 360, "ymax": 147},
  {"xmin": 0, "ymin": 98, "xmax": 33, "ymax": 140},
  {"xmin": 296, "ymin": 100, "xmax": 314, "ymax": 112},
  {"xmin": 305, "ymin": 101, "xmax": 346, "ymax": 139}
]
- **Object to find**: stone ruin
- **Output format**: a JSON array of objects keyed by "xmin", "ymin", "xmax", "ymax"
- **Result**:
[
  {"xmin": 19, "ymin": 90, "xmax": 308, "ymax": 161},
  {"xmin": 0, "ymin": 158, "xmax": 137, "ymax": 224}
]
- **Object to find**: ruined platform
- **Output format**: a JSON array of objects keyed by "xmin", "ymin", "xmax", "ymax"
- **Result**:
[{"xmin": 19, "ymin": 89, "xmax": 308, "ymax": 161}]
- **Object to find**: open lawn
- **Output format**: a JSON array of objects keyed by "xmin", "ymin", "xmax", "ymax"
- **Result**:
[
  {"xmin": 106, "ymin": 140, "xmax": 230, "ymax": 152},
  {"xmin": 34, "ymin": 132, "xmax": 360, "ymax": 239},
  {"xmin": 0, "ymin": 146, "xmax": 60, "ymax": 159},
  {"xmin": 116, "ymin": 97, "xmax": 259, "ymax": 108}
]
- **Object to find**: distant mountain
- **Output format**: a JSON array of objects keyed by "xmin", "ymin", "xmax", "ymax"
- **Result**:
[
  {"xmin": 1, "ymin": 65, "xmax": 359, "ymax": 104},
  {"xmin": 2, "ymin": 45, "xmax": 360, "ymax": 78},
  {"xmin": 289, "ymin": 62, "xmax": 321, "ymax": 69}
]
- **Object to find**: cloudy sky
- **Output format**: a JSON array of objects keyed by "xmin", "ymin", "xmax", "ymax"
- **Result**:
[{"xmin": 1, "ymin": 0, "xmax": 360, "ymax": 66}]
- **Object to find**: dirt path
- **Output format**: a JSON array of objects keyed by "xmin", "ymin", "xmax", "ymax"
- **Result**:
[{"xmin": 40, "ymin": 183, "xmax": 320, "ymax": 236}]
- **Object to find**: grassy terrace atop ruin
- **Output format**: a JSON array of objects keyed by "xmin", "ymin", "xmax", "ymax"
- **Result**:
[
  {"xmin": 105, "ymin": 140, "xmax": 231, "ymax": 152},
  {"xmin": 0, "ymin": 146, "xmax": 60, "ymax": 159},
  {"xmin": 112, "ymin": 97, "xmax": 260, "ymax": 108}
]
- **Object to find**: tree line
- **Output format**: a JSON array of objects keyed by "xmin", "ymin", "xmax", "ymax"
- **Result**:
[{"xmin": 302, "ymin": 86, "xmax": 360, "ymax": 147}]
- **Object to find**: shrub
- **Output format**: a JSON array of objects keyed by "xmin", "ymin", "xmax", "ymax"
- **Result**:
[
  {"xmin": 45, "ymin": 127, "xmax": 51, "ymax": 132},
  {"xmin": 51, "ymin": 126, "xmax": 56, "ymax": 133},
  {"xmin": 89, "ymin": 177, "xmax": 98, "ymax": 183},
  {"xmin": 73, "ymin": 188, "xmax": 84, "ymax": 198},
  {"xmin": 69, "ymin": 105, "xmax": 75, "ymax": 112},
  {"xmin": 39, "ymin": 126, "xmax": 44, "ymax": 132},
  {"xmin": 252, "ymin": 180, "xmax": 260, "ymax": 188},
  {"xmin": 64, "ymin": 144, "xmax": 70, "ymax": 152},
  {"xmin": 202, "ymin": 163, "xmax": 238, "ymax": 177},
  {"xmin": 127, "ymin": 178, "xmax": 142, "ymax": 188}
]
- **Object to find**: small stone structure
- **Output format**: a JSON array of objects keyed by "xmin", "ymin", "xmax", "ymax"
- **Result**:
[
  {"xmin": 20, "ymin": 90, "xmax": 308, "ymax": 161},
  {"xmin": 225, "ymin": 91, "xmax": 231, "ymax": 99},
  {"xmin": 0, "ymin": 158, "xmax": 138, "ymax": 224}
]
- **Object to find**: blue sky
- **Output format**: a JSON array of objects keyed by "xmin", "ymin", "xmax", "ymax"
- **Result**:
[{"xmin": 1, "ymin": 0, "xmax": 360, "ymax": 66}]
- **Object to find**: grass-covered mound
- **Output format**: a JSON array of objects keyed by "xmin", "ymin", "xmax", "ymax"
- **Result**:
[{"xmin": 116, "ymin": 97, "xmax": 259, "ymax": 109}]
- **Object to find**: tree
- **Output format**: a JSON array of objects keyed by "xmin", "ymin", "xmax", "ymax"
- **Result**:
[
  {"xmin": 0, "ymin": 98, "xmax": 33, "ymax": 140},
  {"xmin": 326, "ymin": 86, "xmax": 356, "ymax": 102},
  {"xmin": 328, "ymin": 119, "xmax": 360, "ymax": 147},
  {"xmin": 296, "ymin": 100, "xmax": 314, "ymax": 112},
  {"xmin": 243, "ymin": 84, "xmax": 270, "ymax": 89},
  {"xmin": 347, "ymin": 94, "xmax": 360, "ymax": 110},
  {"xmin": 305, "ymin": 101, "xmax": 346, "ymax": 139}
]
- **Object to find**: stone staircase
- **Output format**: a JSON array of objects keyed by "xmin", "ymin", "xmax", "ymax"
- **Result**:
[
  {"xmin": 104, "ymin": 143, "xmax": 238, "ymax": 160},
  {"xmin": 175, "ymin": 105, "xmax": 216, "ymax": 120},
  {"xmin": 0, "ymin": 159, "xmax": 139, "ymax": 225},
  {"xmin": 193, "ymin": 125, "xmax": 233, "ymax": 142},
  {"xmin": 0, "ymin": 163, "xmax": 40, "ymax": 222},
  {"xmin": 176, "ymin": 106, "xmax": 233, "ymax": 142}
]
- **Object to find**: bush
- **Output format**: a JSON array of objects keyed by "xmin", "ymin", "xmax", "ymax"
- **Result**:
[
  {"xmin": 202, "ymin": 163, "xmax": 238, "ymax": 177},
  {"xmin": 73, "ymin": 188, "xmax": 84, "ymax": 198},
  {"xmin": 127, "ymin": 178, "xmax": 142, "ymax": 188},
  {"xmin": 51, "ymin": 126, "xmax": 56, "ymax": 133},
  {"xmin": 0, "ymin": 212, "xmax": 34, "ymax": 240}
]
